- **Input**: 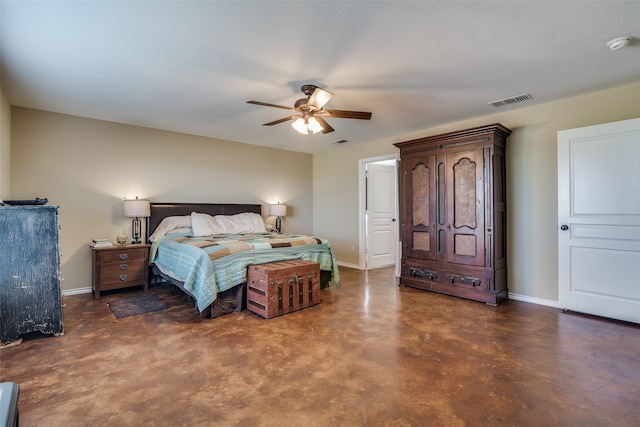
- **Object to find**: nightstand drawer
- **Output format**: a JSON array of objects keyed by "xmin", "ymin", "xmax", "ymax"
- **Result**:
[
  {"xmin": 97, "ymin": 248, "xmax": 147, "ymax": 264},
  {"xmin": 98, "ymin": 260, "xmax": 146, "ymax": 285}
]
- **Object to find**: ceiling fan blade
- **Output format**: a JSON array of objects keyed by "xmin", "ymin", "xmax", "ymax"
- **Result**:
[
  {"xmin": 307, "ymin": 87, "xmax": 333, "ymax": 110},
  {"xmin": 263, "ymin": 116, "xmax": 298, "ymax": 126},
  {"xmin": 315, "ymin": 116, "xmax": 335, "ymax": 134},
  {"xmin": 323, "ymin": 109, "xmax": 372, "ymax": 120},
  {"xmin": 247, "ymin": 100, "xmax": 295, "ymax": 111}
]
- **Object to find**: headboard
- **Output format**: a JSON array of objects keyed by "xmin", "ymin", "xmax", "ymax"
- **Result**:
[{"xmin": 146, "ymin": 202, "xmax": 263, "ymax": 243}]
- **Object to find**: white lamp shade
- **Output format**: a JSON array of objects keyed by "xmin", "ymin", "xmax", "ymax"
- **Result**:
[
  {"xmin": 124, "ymin": 199, "xmax": 151, "ymax": 217},
  {"xmin": 270, "ymin": 204, "xmax": 287, "ymax": 217}
]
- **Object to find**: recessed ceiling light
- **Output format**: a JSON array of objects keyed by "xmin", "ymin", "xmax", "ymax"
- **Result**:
[{"xmin": 607, "ymin": 36, "xmax": 633, "ymax": 51}]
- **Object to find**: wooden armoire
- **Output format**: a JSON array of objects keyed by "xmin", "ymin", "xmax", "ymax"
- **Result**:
[{"xmin": 394, "ymin": 123, "xmax": 511, "ymax": 305}]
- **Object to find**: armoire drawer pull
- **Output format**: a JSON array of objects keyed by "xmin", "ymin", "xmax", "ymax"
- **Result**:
[
  {"xmin": 119, "ymin": 264, "xmax": 128, "ymax": 270},
  {"xmin": 409, "ymin": 268, "xmax": 438, "ymax": 280},
  {"xmin": 449, "ymin": 275, "xmax": 481, "ymax": 287}
]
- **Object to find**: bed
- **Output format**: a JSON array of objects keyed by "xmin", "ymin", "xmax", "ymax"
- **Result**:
[{"xmin": 145, "ymin": 202, "xmax": 339, "ymax": 318}]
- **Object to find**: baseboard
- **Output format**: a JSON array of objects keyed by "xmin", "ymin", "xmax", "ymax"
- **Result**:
[
  {"xmin": 508, "ymin": 292, "xmax": 560, "ymax": 309},
  {"xmin": 336, "ymin": 261, "xmax": 362, "ymax": 270},
  {"xmin": 62, "ymin": 287, "xmax": 92, "ymax": 297},
  {"xmin": 64, "ymin": 280, "xmax": 558, "ymax": 309}
]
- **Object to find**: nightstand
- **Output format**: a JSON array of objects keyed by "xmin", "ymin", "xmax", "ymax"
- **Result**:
[{"xmin": 91, "ymin": 243, "xmax": 150, "ymax": 299}]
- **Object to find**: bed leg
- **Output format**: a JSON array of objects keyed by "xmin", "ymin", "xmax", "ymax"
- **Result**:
[{"xmin": 201, "ymin": 305, "xmax": 212, "ymax": 318}]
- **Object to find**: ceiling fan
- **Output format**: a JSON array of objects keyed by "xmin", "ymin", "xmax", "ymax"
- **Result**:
[{"xmin": 247, "ymin": 85, "xmax": 372, "ymax": 135}]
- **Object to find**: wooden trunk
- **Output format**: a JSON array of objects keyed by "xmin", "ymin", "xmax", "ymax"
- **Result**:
[{"xmin": 247, "ymin": 260, "xmax": 321, "ymax": 319}]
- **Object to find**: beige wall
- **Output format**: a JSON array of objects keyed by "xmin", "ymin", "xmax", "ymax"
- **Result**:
[
  {"xmin": 314, "ymin": 81, "xmax": 640, "ymax": 303},
  {"xmin": 0, "ymin": 86, "xmax": 10, "ymax": 198},
  {"xmin": 10, "ymin": 108, "xmax": 313, "ymax": 292},
  {"xmin": 9, "ymin": 81, "xmax": 640, "ymax": 302}
]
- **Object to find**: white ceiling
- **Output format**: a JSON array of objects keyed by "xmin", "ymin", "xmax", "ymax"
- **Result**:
[{"xmin": 1, "ymin": 1, "xmax": 639, "ymax": 154}]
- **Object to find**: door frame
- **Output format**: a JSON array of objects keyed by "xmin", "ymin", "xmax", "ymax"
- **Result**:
[{"xmin": 358, "ymin": 154, "xmax": 400, "ymax": 274}]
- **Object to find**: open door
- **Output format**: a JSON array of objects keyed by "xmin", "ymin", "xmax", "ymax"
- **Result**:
[{"xmin": 366, "ymin": 162, "xmax": 397, "ymax": 269}]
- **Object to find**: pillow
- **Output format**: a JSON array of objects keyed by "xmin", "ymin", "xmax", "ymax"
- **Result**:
[
  {"xmin": 149, "ymin": 215, "xmax": 192, "ymax": 242},
  {"xmin": 214, "ymin": 212, "xmax": 266, "ymax": 234},
  {"xmin": 191, "ymin": 212, "xmax": 224, "ymax": 236},
  {"xmin": 191, "ymin": 212, "xmax": 266, "ymax": 236}
]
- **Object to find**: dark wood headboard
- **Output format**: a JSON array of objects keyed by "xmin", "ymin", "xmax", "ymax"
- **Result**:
[{"xmin": 146, "ymin": 202, "xmax": 263, "ymax": 242}]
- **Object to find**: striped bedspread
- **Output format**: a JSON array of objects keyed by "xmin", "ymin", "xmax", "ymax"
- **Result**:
[{"xmin": 150, "ymin": 232, "xmax": 339, "ymax": 312}]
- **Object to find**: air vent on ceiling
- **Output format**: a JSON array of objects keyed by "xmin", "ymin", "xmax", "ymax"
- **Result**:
[
  {"xmin": 330, "ymin": 139, "xmax": 348, "ymax": 144},
  {"xmin": 488, "ymin": 93, "xmax": 533, "ymax": 108}
]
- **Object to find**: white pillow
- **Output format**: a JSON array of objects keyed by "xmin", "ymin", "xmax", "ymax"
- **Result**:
[
  {"xmin": 149, "ymin": 215, "xmax": 192, "ymax": 242},
  {"xmin": 191, "ymin": 212, "xmax": 266, "ymax": 236},
  {"xmin": 191, "ymin": 212, "xmax": 224, "ymax": 236},
  {"xmin": 214, "ymin": 212, "xmax": 266, "ymax": 234}
]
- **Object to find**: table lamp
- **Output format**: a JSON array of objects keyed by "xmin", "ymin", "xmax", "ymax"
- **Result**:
[
  {"xmin": 269, "ymin": 203, "xmax": 287, "ymax": 233},
  {"xmin": 124, "ymin": 197, "xmax": 150, "ymax": 244}
]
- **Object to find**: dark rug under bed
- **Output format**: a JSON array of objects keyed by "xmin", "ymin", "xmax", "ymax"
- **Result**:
[{"xmin": 108, "ymin": 294, "xmax": 167, "ymax": 318}]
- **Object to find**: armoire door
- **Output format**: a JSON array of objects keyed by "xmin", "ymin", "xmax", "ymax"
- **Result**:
[
  {"xmin": 444, "ymin": 148, "xmax": 486, "ymax": 267},
  {"xmin": 402, "ymin": 154, "xmax": 437, "ymax": 261}
]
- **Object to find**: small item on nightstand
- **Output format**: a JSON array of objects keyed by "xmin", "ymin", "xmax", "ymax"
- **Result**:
[
  {"xmin": 116, "ymin": 236, "xmax": 128, "ymax": 245},
  {"xmin": 91, "ymin": 238, "xmax": 113, "ymax": 248}
]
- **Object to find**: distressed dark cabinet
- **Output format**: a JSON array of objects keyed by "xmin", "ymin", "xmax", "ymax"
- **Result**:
[
  {"xmin": 0, "ymin": 205, "xmax": 64, "ymax": 344},
  {"xmin": 394, "ymin": 123, "xmax": 510, "ymax": 305}
]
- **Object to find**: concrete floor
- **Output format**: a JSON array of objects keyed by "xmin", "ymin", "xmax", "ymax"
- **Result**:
[{"xmin": 2, "ymin": 266, "xmax": 640, "ymax": 426}]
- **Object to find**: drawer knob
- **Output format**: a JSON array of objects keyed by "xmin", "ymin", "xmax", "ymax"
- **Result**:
[
  {"xmin": 119, "ymin": 274, "xmax": 128, "ymax": 281},
  {"xmin": 119, "ymin": 264, "xmax": 128, "ymax": 270},
  {"xmin": 119, "ymin": 253, "xmax": 128, "ymax": 260}
]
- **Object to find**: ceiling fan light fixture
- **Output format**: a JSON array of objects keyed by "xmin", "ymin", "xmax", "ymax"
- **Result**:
[
  {"xmin": 291, "ymin": 117, "xmax": 307, "ymax": 134},
  {"xmin": 307, "ymin": 117, "xmax": 323, "ymax": 133},
  {"xmin": 291, "ymin": 117, "xmax": 309, "ymax": 135},
  {"xmin": 292, "ymin": 116, "xmax": 322, "ymax": 135}
]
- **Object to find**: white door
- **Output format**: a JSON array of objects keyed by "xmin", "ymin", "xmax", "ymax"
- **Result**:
[
  {"xmin": 558, "ymin": 118, "xmax": 640, "ymax": 324},
  {"xmin": 366, "ymin": 163, "xmax": 397, "ymax": 268}
]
